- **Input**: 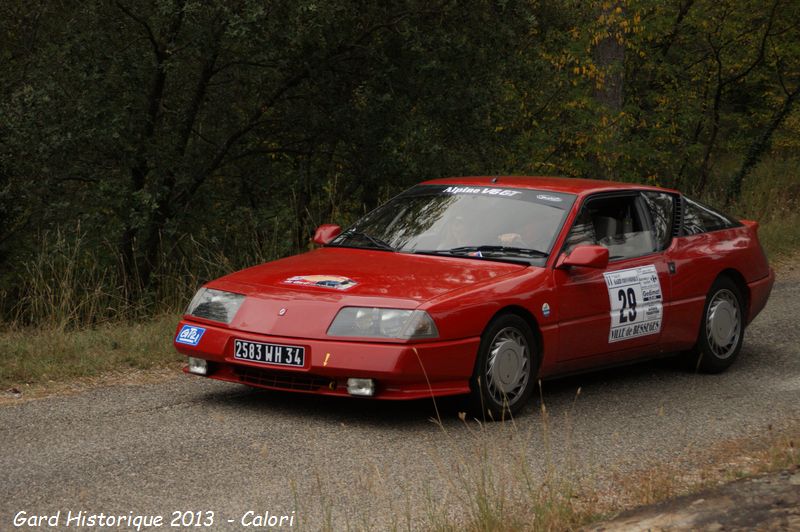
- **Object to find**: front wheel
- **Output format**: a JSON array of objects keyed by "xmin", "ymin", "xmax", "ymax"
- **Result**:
[
  {"xmin": 690, "ymin": 276, "xmax": 746, "ymax": 373},
  {"xmin": 468, "ymin": 314, "xmax": 537, "ymax": 419}
]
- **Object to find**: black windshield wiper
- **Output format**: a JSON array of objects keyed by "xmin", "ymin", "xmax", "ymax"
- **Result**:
[
  {"xmin": 336, "ymin": 229, "xmax": 395, "ymax": 251},
  {"xmin": 418, "ymin": 245, "xmax": 549, "ymax": 258},
  {"xmin": 450, "ymin": 245, "xmax": 549, "ymax": 257}
]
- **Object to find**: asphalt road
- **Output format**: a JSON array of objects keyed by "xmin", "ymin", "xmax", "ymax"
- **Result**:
[{"xmin": 2, "ymin": 276, "xmax": 799, "ymax": 530}]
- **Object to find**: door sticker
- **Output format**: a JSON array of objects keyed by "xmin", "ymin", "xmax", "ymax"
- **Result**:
[{"xmin": 603, "ymin": 265, "xmax": 663, "ymax": 343}]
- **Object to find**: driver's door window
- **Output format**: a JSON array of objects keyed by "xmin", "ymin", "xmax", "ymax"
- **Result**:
[{"xmin": 565, "ymin": 194, "xmax": 656, "ymax": 260}]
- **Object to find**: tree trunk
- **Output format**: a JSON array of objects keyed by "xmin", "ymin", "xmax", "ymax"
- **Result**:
[
  {"xmin": 591, "ymin": 1, "xmax": 625, "ymax": 179},
  {"xmin": 116, "ymin": 1, "xmax": 185, "ymax": 295},
  {"xmin": 594, "ymin": 36, "xmax": 624, "ymax": 111}
]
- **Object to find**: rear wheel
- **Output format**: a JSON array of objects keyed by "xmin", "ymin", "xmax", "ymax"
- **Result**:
[
  {"xmin": 468, "ymin": 314, "xmax": 537, "ymax": 419},
  {"xmin": 690, "ymin": 276, "xmax": 745, "ymax": 373}
]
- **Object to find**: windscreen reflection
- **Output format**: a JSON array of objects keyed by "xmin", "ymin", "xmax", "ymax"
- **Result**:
[{"xmin": 331, "ymin": 185, "xmax": 576, "ymax": 264}]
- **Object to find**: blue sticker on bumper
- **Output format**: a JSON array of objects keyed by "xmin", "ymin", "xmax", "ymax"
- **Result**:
[{"xmin": 176, "ymin": 325, "xmax": 206, "ymax": 346}]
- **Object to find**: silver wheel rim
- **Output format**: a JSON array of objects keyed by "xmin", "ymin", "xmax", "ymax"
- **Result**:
[
  {"xmin": 705, "ymin": 289, "xmax": 741, "ymax": 360},
  {"xmin": 485, "ymin": 326, "xmax": 530, "ymax": 407}
]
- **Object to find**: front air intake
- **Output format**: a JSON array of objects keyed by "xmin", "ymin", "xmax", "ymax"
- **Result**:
[{"xmin": 232, "ymin": 366, "xmax": 332, "ymax": 391}]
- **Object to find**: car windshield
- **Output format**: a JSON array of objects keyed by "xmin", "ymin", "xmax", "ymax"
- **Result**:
[{"xmin": 329, "ymin": 184, "xmax": 576, "ymax": 265}]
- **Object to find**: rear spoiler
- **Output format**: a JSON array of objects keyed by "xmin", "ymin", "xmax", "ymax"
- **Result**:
[{"xmin": 740, "ymin": 219, "xmax": 759, "ymax": 232}]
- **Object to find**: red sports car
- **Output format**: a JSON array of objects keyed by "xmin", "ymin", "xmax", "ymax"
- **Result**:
[{"xmin": 174, "ymin": 177, "xmax": 774, "ymax": 416}]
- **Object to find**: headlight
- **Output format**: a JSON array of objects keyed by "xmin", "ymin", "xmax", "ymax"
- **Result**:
[
  {"xmin": 186, "ymin": 288, "xmax": 245, "ymax": 324},
  {"xmin": 327, "ymin": 307, "xmax": 438, "ymax": 339}
]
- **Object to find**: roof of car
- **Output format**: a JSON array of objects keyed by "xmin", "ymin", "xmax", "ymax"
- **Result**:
[{"xmin": 422, "ymin": 176, "xmax": 677, "ymax": 196}]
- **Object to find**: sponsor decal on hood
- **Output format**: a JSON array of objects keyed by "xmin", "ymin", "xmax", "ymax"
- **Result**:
[{"xmin": 282, "ymin": 275, "xmax": 357, "ymax": 291}]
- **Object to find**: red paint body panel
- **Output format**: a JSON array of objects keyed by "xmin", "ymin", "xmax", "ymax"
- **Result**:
[
  {"xmin": 218, "ymin": 247, "xmax": 525, "ymax": 304},
  {"xmin": 660, "ymin": 224, "xmax": 773, "ymax": 351},
  {"xmin": 174, "ymin": 176, "xmax": 774, "ymax": 402},
  {"xmin": 208, "ymin": 248, "xmax": 526, "ymax": 339},
  {"xmin": 553, "ymin": 253, "xmax": 671, "ymax": 374}
]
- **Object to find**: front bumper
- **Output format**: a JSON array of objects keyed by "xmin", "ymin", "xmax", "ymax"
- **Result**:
[{"xmin": 173, "ymin": 319, "xmax": 479, "ymax": 399}]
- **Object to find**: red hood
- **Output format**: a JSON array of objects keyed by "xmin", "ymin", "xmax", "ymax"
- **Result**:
[{"xmin": 204, "ymin": 247, "xmax": 528, "ymax": 338}]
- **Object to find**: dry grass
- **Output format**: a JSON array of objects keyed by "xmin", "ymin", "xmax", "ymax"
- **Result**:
[
  {"xmin": 284, "ymin": 398, "xmax": 799, "ymax": 531},
  {"xmin": 418, "ymin": 418, "xmax": 800, "ymax": 531},
  {"xmin": 578, "ymin": 425, "xmax": 800, "ymax": 528},
  {"xmin": 0, "ymin": 314, "xmax": 182, "ymax": 395}
]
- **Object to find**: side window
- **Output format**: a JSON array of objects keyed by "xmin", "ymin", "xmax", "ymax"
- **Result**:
[
  {"xmin": 681, "ymin": 196, "xmax": 740, "ymax": 235},
  {"xmin": 641, "ymin": 191, "xmax": 675, "ymax": 251},
  {"xmin": 565, "ymin": 194, "xmax": 656, "ymax": 260}
]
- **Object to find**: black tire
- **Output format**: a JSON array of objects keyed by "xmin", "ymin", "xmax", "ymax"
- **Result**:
[
  {"xmin": 467, "ymin": 314, "xmax": 537, "ymax": 419},
  {"xmin": 689, "ymin": 276, "xmax": 746, "ymax": 373}
]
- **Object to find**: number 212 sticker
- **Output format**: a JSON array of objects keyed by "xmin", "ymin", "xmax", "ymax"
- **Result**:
[{"xmin": 603, "ymin": 265, "xmax": 663, "ymax": 343}]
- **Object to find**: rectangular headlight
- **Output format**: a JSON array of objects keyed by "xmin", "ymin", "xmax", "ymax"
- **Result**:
[
  {"xmin": 186, "ymin": 288, "xmax": 245, "ymax": 324},
  {"xmin": 327, "ymin": 307, "xmax": 438, "ymax": 339}
]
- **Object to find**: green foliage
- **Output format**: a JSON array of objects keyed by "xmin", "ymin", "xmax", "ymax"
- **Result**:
[{"xmin": 0, "ymin": 0, "xmax": 798, "ymax": 325}]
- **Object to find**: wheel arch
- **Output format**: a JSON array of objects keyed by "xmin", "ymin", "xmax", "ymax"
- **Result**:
[
  {"xmin": 487, "ymin": 305, "xmax": 544, "ymax": 375},
  {"xmin": 716, "ymin": 268, "xmax": 750, "ymax": 318}
]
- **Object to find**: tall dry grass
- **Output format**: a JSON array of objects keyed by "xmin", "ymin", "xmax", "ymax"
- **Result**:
[
  {"xmin": 5, "ymin": 223, "xmax": 282, "ymax": 330},
  {"xmin": 0, "ymin": 221, "xmax": 286, "ymax": 387}
]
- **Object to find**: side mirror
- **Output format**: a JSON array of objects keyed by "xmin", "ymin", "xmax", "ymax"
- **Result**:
[
  {"xmin": 313, "ymin": 224, "xmax": 342, "ymax": 245},
  {"xmin": 556, "ymin": 245, "xmax": 609, "ymax": 269}
]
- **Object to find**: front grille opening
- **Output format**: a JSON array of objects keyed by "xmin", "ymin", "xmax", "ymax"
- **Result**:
[{"xmin": 232, "ymin": 366, "xmax": 332, "ymax": 392}]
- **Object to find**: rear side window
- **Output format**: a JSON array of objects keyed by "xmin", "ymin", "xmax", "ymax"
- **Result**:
[
  {"xmin": 641, "ymin": 191, "xmax": 675, "ymax": 251},
  {"xmin": 681, "ymin": 197, "xmax": 740, "ymax": 235}
]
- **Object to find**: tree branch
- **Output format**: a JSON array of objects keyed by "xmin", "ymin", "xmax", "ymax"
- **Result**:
[
  {"xmin": 720, "ymin": 0, "xmax": 779, "ymax": 87},
  {"xmin": 115, "ymin": 1, "xmax": 161, "ymax": 58},
  {"xmin": 175, "ymin": 18, "xmax": 226, "ymax": 158},
  {"xmin": 659, "ymin": 0, "xmax": 696, "ymax": 57}
]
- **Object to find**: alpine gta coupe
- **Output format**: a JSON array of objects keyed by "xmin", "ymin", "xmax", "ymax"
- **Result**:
[{"xmin": 174, "ymin": 176, "xmax": 774, "ymax": 416}]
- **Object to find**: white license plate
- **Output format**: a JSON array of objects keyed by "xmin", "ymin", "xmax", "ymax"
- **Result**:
[{"xmin": 233, "ymin": 339, "xmax": 305, "ymax": 367}]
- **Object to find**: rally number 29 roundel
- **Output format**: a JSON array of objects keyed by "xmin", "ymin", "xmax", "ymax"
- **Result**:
[{"xmin": 174, "ymin": 176, "xmax": 774, "ymax": 417}]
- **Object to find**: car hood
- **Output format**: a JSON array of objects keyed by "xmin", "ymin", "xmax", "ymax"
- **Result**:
[{"xmin": 205, "ymin": 247, "xmax": 528, "ymax": 338}]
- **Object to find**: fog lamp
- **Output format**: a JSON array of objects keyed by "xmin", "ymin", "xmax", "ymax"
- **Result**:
[
  {"xmin": 188, "ymin": 357, "xmax": 208, "ymax": 375},
  {"xmin": 346, "ymin": 378, "xmax": 375, "ymax": 397}
]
